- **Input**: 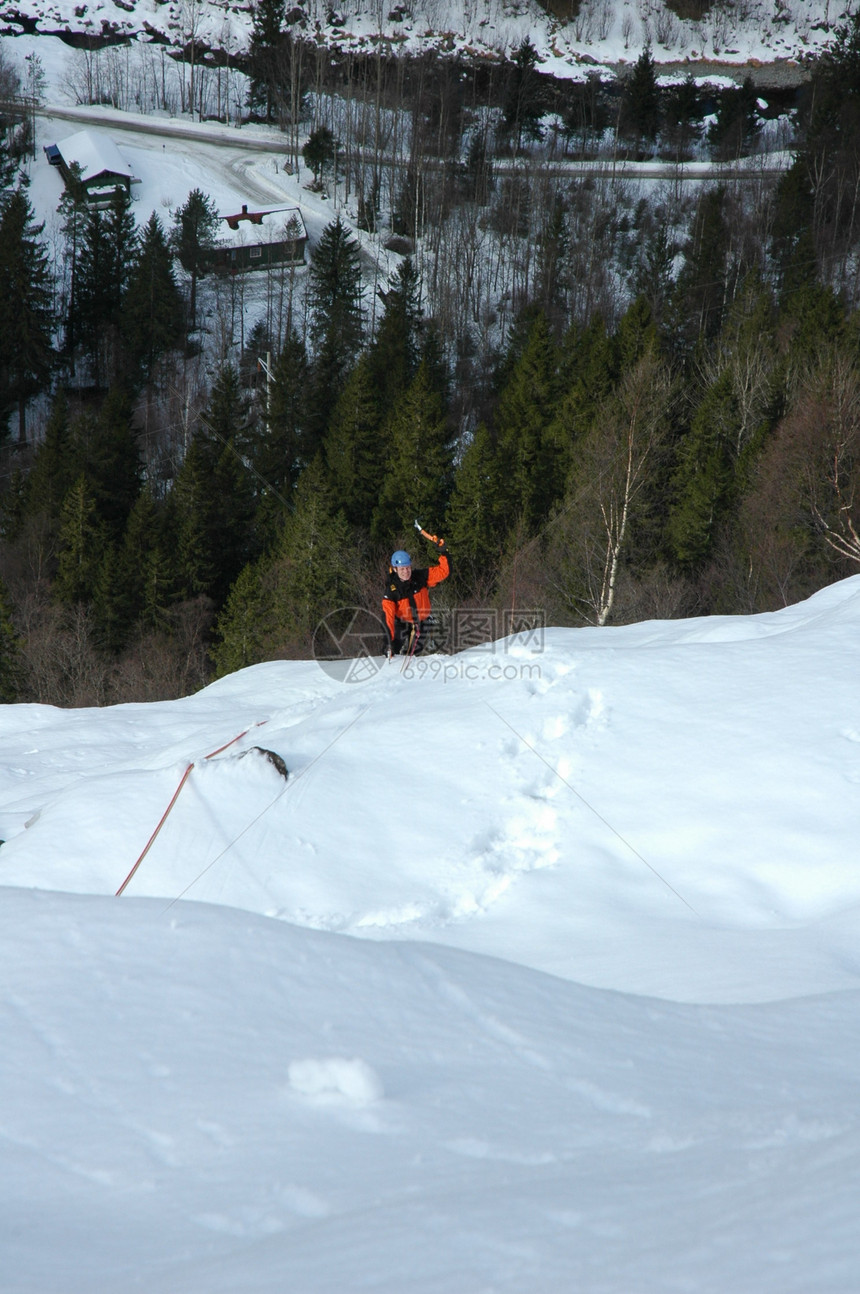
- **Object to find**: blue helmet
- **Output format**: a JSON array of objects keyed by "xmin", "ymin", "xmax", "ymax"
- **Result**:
[{"xmin": 391, "ymin": 550, "xmax": 411, "ymax": 567}]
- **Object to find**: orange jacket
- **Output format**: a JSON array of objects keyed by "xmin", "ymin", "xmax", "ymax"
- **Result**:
[{"xmin": 382, "ymin": 553, "xmax": 450, "ymax": 640}]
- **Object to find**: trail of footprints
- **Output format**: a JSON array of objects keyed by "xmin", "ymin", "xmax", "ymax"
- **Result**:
[{"xmin": 468, "ymin": 670, "xmax": 607, "ymax": 911}]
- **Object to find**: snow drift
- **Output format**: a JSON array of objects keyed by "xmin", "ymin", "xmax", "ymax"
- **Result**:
[{"xmin": 3, "ymin": 578, "xmax": 860, "ymax": 1291}]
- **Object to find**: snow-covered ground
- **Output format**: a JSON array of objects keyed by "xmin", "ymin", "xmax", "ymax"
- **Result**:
[
  {"xmin": 33, "ymin": 105, "xmax": 340, "ymax": 247},
  {"xmin": 0, "ymin": 0, "xmax": 848, "ymax": 74},
  {"xmin": 2, "ymin": 577, "xmax": 860, "ymax": 1291},
  {"xmin": 13, "ymin": 29, "xmax": 346, "ymax": 245},
  {"xmin": 22, "ymin": 83, "xmax": 405, "ymax": 346}
]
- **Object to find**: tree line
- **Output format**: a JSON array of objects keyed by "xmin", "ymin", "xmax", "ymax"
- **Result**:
[{"xmin": 4, "ymin": 17, "xmax": 860, "ymax": 704}]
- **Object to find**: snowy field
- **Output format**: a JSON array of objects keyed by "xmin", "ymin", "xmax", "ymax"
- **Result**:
[
  {"xmin": 1, "ymin": 36, "xmax": 360, "ymax": 247},
  {"xmin": 2, "ymin": 577, "xmax": 860, "ymax": 1291}
]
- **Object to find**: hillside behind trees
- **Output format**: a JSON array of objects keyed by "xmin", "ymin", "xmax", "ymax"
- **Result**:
[{"xmin": 3, "ymin": 13, "xmax": 860, "ymax": 702}]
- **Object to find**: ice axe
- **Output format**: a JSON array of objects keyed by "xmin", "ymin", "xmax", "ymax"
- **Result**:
[{"xmin": 414, "ymin": 519, "xmax": 444, "ymax": 548}]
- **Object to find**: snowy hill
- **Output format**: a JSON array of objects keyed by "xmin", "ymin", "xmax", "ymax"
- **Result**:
[
  {"xmin": 2, "ymin": 579, "xmax": 860, "ymax": 1290},
  {"xmin": 0, "ymin": 0, "xmax": 850, "ymax": 78}
]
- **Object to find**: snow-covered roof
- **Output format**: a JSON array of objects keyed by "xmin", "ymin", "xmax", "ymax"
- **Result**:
[
  {"xmin": 217, "ymin": 205, "xmax": 307, "ymax": 248},
  {"xmin": 55, "ymin": 130, "xmax": 139, "ymax": 186}
]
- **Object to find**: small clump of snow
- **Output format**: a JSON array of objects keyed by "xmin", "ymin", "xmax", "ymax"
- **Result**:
[{"xmin": 288, "ymin": 1056, "xmax": 385, "ymax": 1104}]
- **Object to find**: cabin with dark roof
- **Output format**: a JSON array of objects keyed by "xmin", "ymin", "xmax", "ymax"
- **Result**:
[{"xmin": 210, "ymin": 205, "xmax": 308, "ymax": 272}]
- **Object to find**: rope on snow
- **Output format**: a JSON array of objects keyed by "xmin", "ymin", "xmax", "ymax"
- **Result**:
[{"xmin": 115, "ymin": 721, "xmax": 271, "ymax": 897}]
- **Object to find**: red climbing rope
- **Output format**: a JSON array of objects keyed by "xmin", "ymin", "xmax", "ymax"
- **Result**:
[
  {"xmin": 115, "ymin": 762, "xmax": 194, "ymax": 896},
  {"xmin": 115, "ymin": 721, "xmax": 268, "ymax": 897}
]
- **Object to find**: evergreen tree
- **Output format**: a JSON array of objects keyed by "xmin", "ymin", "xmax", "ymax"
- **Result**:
[
  {"xmin": 0, "ymin": 187, "xmax": 55, "ymax": 443},
  {"xmin": 462, "ymin": 132, "xmax": 493, "ymax": 206},
  {"xmin": 58, "ymin": 162, "xmax": 88, "ymax": 356},
  {"xmin": 171, "ymin": 188, "xmax": 220, "ymax": 330},
  {"xmin": 632, "ymin": 223, "xmax": 676, "ymax": 331},
  {"xmin": 0, "ymin": 142, "xmax": 16, "ymax": 194},
  {"xmin": 239, "ymin": 318, "xmax": 273, "ymax": 389},
  {"xmin": 173, "ymin": 365, "xmax": 256, "ymax": 606},
  {"xmin": 546, "ymin": 347, "xmax": 674, "ymax": 626},
  {"xmin": 663, "ymin": 75, "xmax": 701, "ymax": 160},
  {"xmin": 392, "ymin": 162, "xmax": 426, "ymax": 241},
  {"xmin": 418, "ymin": 318, "xmax": 450, "ymax": 405},
  {"xmin": 548, "ymin": 316, "xmax": 618, "ymax": 485},
  {"xmin": 120, "ymin": 488, "xmax": 159, "ymax": 622},
  {"xmin": 139, "ymin": 499, "xmax": 179, "ymax": 629},
  {"xmin": 613, "ymin": 295, "xmax": 660, "ymax": 375},
  {"xmin": 666, "ymin": 373, "xmax": 738, "ymax": 569},
  {"xmin": 0, "ymin": 49, "xmax": 22, "ymax": 194},
  {"xmin": 0, "ymin": 576, "xmax": 25, "ymax": 702},
  {"xmin": 24, "ymin": 389, "xmax": 77, "ymax": 523},
  {"xmin": 247, "ymin": 0, "xmax": 286, "ymax": 123},
  {"xmin": 173, "ymin": 433, "xmax": 219, "ymax": 602},
  {"xmin": 535, "ymin": 199, "xmax": 570, "ymax": 331},
  {"xmin": 76, "ymin": 387, "xmax": 142, "ymax": 539},
  {"xmin": 270, "ymin": 456, "xmax": 353, "ymax": 643},
  {"xmin": 671, "ymin": 185, "xmax": 731, "ymax": 354},
  {"xmin": 707, "ymin": 77, "xmax": 759, "ymax": 161},
  {"xmin": 0, "ymin": 127, "xmax": 17, "ymax": 195},
  {"xmin": 104, "ymin": 186, "xmax": 136, "ymax": 309},
  {"xmin": 445, "ymin": 422, "xmax": 508, "ymax": 581},
  {"xmin": 308, "ymin": 215, "xmax": 364, "ymax": 358},
  {"xmin": 491, "ymin": 304, "xmax": 545, "ymax": 393},
  {"xmin": 91, "ymin": 540, "xmax": 126, "ymax": 652},
  {"xmin": 55, "ymin": 475, "xmax": 105, "ymax": 604},
  {"xmin": 770, "ymin": 157, "xmax": 817, "ymax": 299},
  {"xmin": 215, "ymin": 456, "xmax": 352, "ymax": 667},
  {"xmin": 303, "ymin": 126, "xmax": 335, "ymax": 189},
  {"xmin": 251, "ymin": 329, "xmax": 310, "ymax": 540},
  {"xmin": 211, "ymin": 560, "xmax": 267, "ymax": 676},
  {"xmin": 622, "ymin": 45, "xmax": 660, "ymax": 148},
  {"xmin": 74, "ymin": 187, "xmax": 137, "ymax": 387},
  {"xmin": 0, "ymin": 605, "xmax": 23, "ymax": 699},
  {"xmin": 502, "ymin": 38, "xmax": 544, "ymax": 154},
  {"xmin": 799, "ymin": 12, "xmax": 860, "ymax": 162},
  {"xmin": 0, "ymin": 464, "xmax": 28, "ymax": 542},
  {"xmin": 557, "ymin": 314, "xmax": 617, "ymax": 409},
  {"xmin": 778, "ymin": 282, "xmax": 846, "ymax": 367},
  {"xmin": 367, "ymin": 256, "xmax": 423, "ymax": 419},
  {"xmin": 372, "ymin": 362, "xmax": 453, "ymax": 541},
  {"xmin": 107, "ymin": 486, "xmax": 173, "ymax": 645},
  {"xmin": 493, "ymin": 311, "xmax": 561, "ymax": 531},
  {"xmin": 206, "ymin": 364, "xmax": 257, "ymax": 595},
  {"xmin": 789, "ymin": 15, "xmax": 860, "ymax": 285},
  {"xmin": 324, "ymin": 352, "xmax": 384, "ymax": 529},
  {"xmin": 206, "ymin": 360, "xmax": 249, "ymax": 448},
  {"xmin": 121, "ymin": 211, "xmax": 184, "ymax": 382},
  {"xmin": 307, "ymin": 216, "xmax": 364, "ymax": 440},
  {"xmin": 667, "ymin": 285, "xmax": 778, "ymax": 570}
]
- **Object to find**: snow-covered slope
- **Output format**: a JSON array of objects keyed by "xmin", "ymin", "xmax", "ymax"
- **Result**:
[
  {"xmin": 0, "ymin": 0, "xmax": 847, "ymax": 76},
  {"xmin": 3, "ymin": 888, "xmax": 858, "ymax": 1294},
  {"xmin": 4, "ymin": 576, "xmax": 860, "ymax": 1001},
  {"xmin": 3, "ymin": 578, "xmax": 860, "ymax": 1291}
]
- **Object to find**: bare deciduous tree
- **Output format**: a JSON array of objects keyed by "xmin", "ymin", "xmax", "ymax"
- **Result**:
[
  {"xmin": 808, "ymin": 352, "xmax": 860, "ymax": 565},
  {"xmin": 549, "ymin": 347, "xmax": 674, "ymax": 626}
]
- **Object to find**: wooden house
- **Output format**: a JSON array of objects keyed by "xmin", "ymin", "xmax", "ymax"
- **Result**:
[
  {"xmin": 45, "ymin": 130, "xmax": 139, "ymax": 204},
  {"xmin": 210, "ymin": 204, "xmax": 308, "ymax": 273}
]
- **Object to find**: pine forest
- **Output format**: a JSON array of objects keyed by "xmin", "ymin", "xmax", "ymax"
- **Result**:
[{"xmin": 3, "ymin": 9, "xmax": 860, "ymax": 704}]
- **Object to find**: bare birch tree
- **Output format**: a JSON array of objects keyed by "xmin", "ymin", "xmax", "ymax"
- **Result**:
[
  {"xmin": 549, "ymin": 347, "xmax": 674, "ymax": 625},
  {"xmin": 807, "ymin": 350, "xmax": 860, "ymax": 566}
]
